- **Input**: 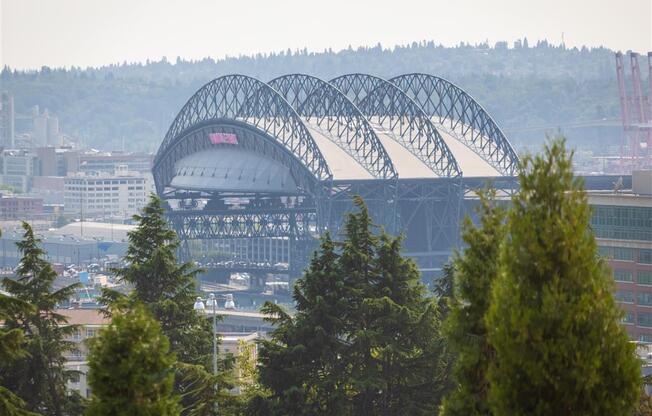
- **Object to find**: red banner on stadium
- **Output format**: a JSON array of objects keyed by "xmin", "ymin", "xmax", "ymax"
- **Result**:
[{"xmin": 209, "ymin": 133, "xmax": 238, "ymax": 145}]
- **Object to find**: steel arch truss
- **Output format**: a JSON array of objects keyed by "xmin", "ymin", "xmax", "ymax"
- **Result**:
[
  {"xmin": 390, "ymin": 73, "xmax": 519, "ymax": 176},
  {"xmin": 153, "ymin": 74, "xmax": 331, "ymax": 193},
  {"xmin": 331, "ymin": 74, "xmax": 461, "ymax": 178},
  {"xmin": 154, "ymin": 121, "xmax": 321, "ymax": 196},
  {"xmin": 269, "ymin": 74, "xmax": 397, "ymax": 180},
  {"xmin": 168, "ymin": 208, "xmax": 318, "ymax": 240}
]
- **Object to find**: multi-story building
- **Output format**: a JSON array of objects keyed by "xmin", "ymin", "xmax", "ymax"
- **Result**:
[
  {"xmin": 0, "ymin": 194, "xmax": 43, "ymax": 220},
  {"xmin": 58, "ymin": 309, "xmax": 264, "ymax": 399},
  {"xmin": 0, "ymin": 92, "xmax": 15, "ymax": 148},
  {"xmin": 64, "ymin": 166, "xmax": 148, "ymax": 218},
  {"xmin": 0, "ymin": 149, "xmax": 40, "ymax": 192},
  {"xmin": 60, "ymin": 308, "xmax": 110, "ymax": 399},
  {"xmin": 78, "ymin": 151, "xmax": 153, "ymax": 174},
  {"xmin": 589, "ymin": 170, "xmax": 652, "ymax": 342},
  {"xmin": 32, "ymin": 107, "xmax": 60, "ymax": 147}
]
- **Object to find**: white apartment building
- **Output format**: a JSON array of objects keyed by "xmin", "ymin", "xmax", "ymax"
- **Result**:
[
  {"xmin": 64, "ymin": 165, "xmax": 148, "ymax": 218},
  {"xmin": 60, "ymin": 308, "xmax": 110, "ymax": 399}
]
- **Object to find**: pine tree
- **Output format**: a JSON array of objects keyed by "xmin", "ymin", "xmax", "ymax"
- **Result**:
[
  {"xmin": 257, "ymin": 197, "xmax": 449, "ymax": 415},
  {"xmin": 107, "ymin": 194, "xmax": 210, "ymax": 365},
  {"xmin": 432, "ymin": 263, "xmax": 457, "ymax": 404},
  {"xmin": 102, "ymin": 194, "xmax": 231, "ymax": 413},
  {"xmin": 486, "ymin": 139, "xmax": 640, "ymax": 415},
  {"xmin": 0, "ymin": 293, "xmax": 37, "ymax": 416},
  {"xmin": 86, "ymin": 302, "xmax": 181, "ymax": 415},
  {"xmin": 440, "ymin": 190, "xmax": 507, "ymax": 416},
  {"xmin": 352, "ymin": 231, "xmax": 448, "ymax": 415},
  {"xmin": 258, "ymin": 232, "xmax": 350, "ymax": 415},
  {"xmin": 1, "ymin": 222, "xmax": 81, "ymax": 415}
]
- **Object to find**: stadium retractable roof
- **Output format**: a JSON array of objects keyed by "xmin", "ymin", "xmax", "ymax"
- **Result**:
[{"xmin": 153, "ymin": 73, "xmax": 519, "ymax": 195}]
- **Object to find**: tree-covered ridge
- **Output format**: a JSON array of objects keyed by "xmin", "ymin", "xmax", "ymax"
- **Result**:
[{"xmin": 1, "ymin": 40, "xmax": 627, "ymax": 152}]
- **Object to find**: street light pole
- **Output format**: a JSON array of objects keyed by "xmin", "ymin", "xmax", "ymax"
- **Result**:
[
  {"xmin": 193, "ymin": 293, "xmax": 235, "ymax": 414},
  {"xmin": 207, "ymin": 293, "xmax": 218, "ymax": 376}
]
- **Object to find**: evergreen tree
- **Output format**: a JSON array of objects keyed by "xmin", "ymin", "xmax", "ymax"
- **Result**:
[
  {"xmin": 433, "ymin": 263, "xmax": 455, "ymax": 319},
  {"xmin": 351, "ymin": 231, "xmax": 448, "ymax": 415},
  {"xmin": 102, "ymin": 195, "xmax": 231, "ymax": 413},
  {"xmin": 1, "ymin": 222, "xmax": 81, "ymax": 416},
  {"xmin": 440, "ymin": 190, "xmax": 507, "ymax": 416},
  {"xmin": 257, "ymin": 197, "xmax": 448, "ymax": 415},
  {"xmin": 432, "ymin": 263, "xmax": 457, "ymax": 404},
  {"xmin": 0, "ymin": 293, "xmax": 37, "ymax": 416},
  {"xmin": 106, "ymin": 194, "xmax": 210, "ymax": 365},
  {"xmin": 86, "ymin": 302, "xmax": 181, "ymax": 415},
  {"xmin": 486, "ymin": 139, "xmax": 640, "ymax": 415},
  {"xmin": 258, "ymin": 232, "xmax": 349, "ymax": 415}
]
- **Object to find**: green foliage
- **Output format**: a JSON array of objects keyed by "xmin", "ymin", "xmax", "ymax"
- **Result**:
[
  {"xmin": 1, "ymin": 222, "xmax": 81, "ymax": 416},
  {"xmin": 486, "ymin": 139, "xmax": 640, "ymax": 415},
  {"xmin": 106, "ymin": 194, "xmax": 209, "ymax": 364},
  {"xmin": 0, "ymin": 293, "xmax": 38, "ymax": 416},
  {"xmin": 86, "ymin": 302, "xmax": 181, "ymax": 415},
  {"xmin": 101, "ymin": 194, "xmax": 233, "ymax": 414},
  {"xmin": 433, "ymin": 263, "xmax": 455, "ymax": 320},
  {"xmin": 257, "ymin": 197, "xmax": 449, "ymax": 415},
  {"xmin": 440, "ymin": 190, "xmax": 507, "ymax": 416},
  {"xmin": 235, "ymin": 339, "xmax": 270, "ymax": 409},
  {"xmin": 635, "ymin": 391, "xmax": 652, "ymax": 416},
  {"xmin": 174, "ymin": 361, "xmax": 239, "ymax": 416}
]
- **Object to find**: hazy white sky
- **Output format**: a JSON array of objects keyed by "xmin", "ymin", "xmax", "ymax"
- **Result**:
[{"xmin": 1, "ymin": 0, "xmax": 651, "ymax": 70}]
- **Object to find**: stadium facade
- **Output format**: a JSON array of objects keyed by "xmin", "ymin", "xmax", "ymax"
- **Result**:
[{"xmin": 152, "ymin": 73, "xmax": 520, "ymax": 280}]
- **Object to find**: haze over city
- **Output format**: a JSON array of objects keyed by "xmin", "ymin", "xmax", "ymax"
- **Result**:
[
  {"xmin": 1, "ymin": 1, "xmax": 651, "ymax": 415},
  {"xmin": 1, "ymin": 0, "xmax": 651, "ymax": 69}
]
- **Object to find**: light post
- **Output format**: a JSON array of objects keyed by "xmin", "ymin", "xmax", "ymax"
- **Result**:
[{"xmin": 193, "ymin": 293, "xmax": 235, "ymax": 413}]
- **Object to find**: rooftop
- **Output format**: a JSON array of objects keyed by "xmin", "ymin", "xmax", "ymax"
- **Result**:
[
  {"xmin": 55, "ymin": 308, "xmax": 110, "ymax": 326},
  {"xmin": 587, "ymin": 191, "xmax": 652, "ymax": 208},
  {"xmin": 49, "ymin": 221, "xmax": 136, "ymax": 241}
]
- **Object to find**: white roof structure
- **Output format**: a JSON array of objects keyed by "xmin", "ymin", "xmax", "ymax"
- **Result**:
[{"xmin": 50, "ymin": 222, "xmax": 135, "ymax": 242}]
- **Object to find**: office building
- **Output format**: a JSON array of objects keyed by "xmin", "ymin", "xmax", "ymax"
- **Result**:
[
  {"xmin": 78, "ymin": 151, "xmax": 153, "ymax": 174},
  {"xmin": 588, "ymin": 170, "xmax": 652, "ymax": 341},
  {"xmin": 0, "ymin": 194, "xmax": 43, "ymax": 220},
  {"xmin": 0, "ymin": 92, "xmax": 15, "ymax": 148},
  {"xmin": 0, "ymin": 149, "xmax": 40, "ymax": 192},
  {"xmin": 64, "ymin": 166, "xmax": 148, "ymax": 218}
]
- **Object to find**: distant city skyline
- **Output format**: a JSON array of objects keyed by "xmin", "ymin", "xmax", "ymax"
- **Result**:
[{"xmin": 1, "ymin": 0, "xmax": 651, "ymax": 70}]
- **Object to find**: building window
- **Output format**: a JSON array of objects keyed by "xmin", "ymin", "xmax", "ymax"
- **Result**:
[
  {"xmin": 641, "ymin": 250, "xmax": 652, "ymax": 265},
  {"xmin": 638, "ymin": 292, "xmax": 652, "ymax": 307},
  {"xmin": 86, "ymin": 328, "xmax": 96, "ymax": 338},
  {"xmin": 638, "ymin": 271, "xmax": 652, "ymax": 286},
  {"xmin": 638, "ymin": 312, "xmax": 652, "ymax": 328},
  {"xmin": 614, "ymin": 247, "xmax": 634, "ymax": 261},
  {"xmin": 70, "ymin": 329, "xmax": 82, "ymax": 341},
  {"xmin": 622, "ymin": 311, "xmax": 635, "ymax": 324},
  {"xmin": 615, "ymin": 290, "xmax": 634, "ymax": 303},
  {"xmin": 614, "ymin": 269, "xmax": 633, "ymax": 282}
]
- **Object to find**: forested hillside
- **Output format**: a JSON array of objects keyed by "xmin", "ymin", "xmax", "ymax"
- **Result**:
[{"xmin": 1, "ymin": 40, "xmax": 627, "ymax": 152}]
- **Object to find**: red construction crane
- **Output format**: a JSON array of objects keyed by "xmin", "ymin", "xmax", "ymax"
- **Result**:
[{"xmin": 615, "ymin": 51, "xmax": 652, "ymax": 172}]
